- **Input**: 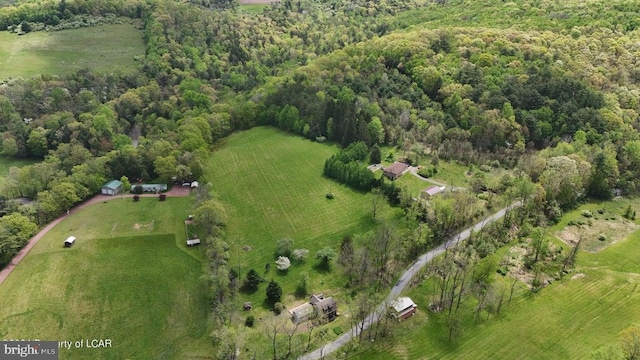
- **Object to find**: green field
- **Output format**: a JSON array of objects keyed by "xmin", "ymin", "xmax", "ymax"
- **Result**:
[
  {"xmin": 0, "ymin": 156, "xmax": 37, "ymax": 179},
  {"xmin": 355, "ymin": 200, "xmax": 640, "ymax": 359},
  {"xmin": 239, "ymin": 3, "xmax": 268, "ymax": 14},
  {"xmin": 205, "ymin": 127, "xmax": 400, "ymax": 304},
  {"xmin": 0, "ymin": 197, "xmax": 211, "ymax": 359},
  {"xmin": 0, "ymin": 23, "xmax": 144, "ymax": 80}
]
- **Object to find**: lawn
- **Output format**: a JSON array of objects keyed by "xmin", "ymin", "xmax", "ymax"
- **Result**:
[
  {"xmin": 0, "ymin": 197, "xmax": 211, "ymax": 360},
  {"xmin": 0, "ymin": 156, "xmax": 37, "ymax": 179},
  {"xmin": 0, "ymin": 22, "xmax": 144, "ymax": 80},
  {"xmin": 353, "ymin": 199, "xmax": 640, "ymax": 359},
  {"xmin": 204, "ymin": 127, "xmax": 401, "ymax": 305},
  {"xmin": 239, "ymin": 3, "xmax": 268, "ymax": 14}
]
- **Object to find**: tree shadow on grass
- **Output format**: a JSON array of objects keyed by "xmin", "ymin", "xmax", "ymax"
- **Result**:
[
  {"xmin": 312, "ymin": 262, "xmax": 332, "ymax": 274},
  {"xmin": 239, "ymin": 284, "xmax": 260, "ymax": 295}
]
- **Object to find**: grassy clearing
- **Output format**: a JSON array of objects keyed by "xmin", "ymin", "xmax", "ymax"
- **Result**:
[
  {"xmin": 0, "ymin": 197, "xmax": 211, "ymax": 359},
  {"xmin": 551, "ymin": 199, "xmax": 640, "ymax": 252},
  {"xmin": 0, "ymin": 23, "xmax": 144, "ymax": 80},
  {"xmin": 0, "ymin": 156, "xmax": 38, "ymax": 179},
  {"xmin": 395, "ymin": 172, "xmax": 435, "ymax": 198},
  {"xmin": 353, "ymin": 199, "xmax": 640, "ymax": 359},
  {"xmin": 239, "ymin": 3, "xmax": 268, "ymax": 14},
  {"xmin": 204, "ymin": 127, "xmax": 400, "ymax": 305}
]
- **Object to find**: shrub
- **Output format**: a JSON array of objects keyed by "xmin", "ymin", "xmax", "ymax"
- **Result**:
[
  {"xmin": 479, "ymin": 164, "xmax": 492, "ymax": 172},
  {"xmin": 292, "ymin": 248, "xmax": 309, "ymax": 262},
  {"xmin": 133, "ymin": 195, "xmax": 140, "ymax": 202},
  {"xmin": 581, "ymin": 210, "xmax": 593, "ymax": 218},
  {"xmin": 333, "ymin": 327, "xmax": 343, "ymax": 335},
  {"xmin": 266, "ymin": 280, "xmax": 283, "ymax": 304},
  {"xmin": 417, "ymin": 166, "xmax": 437, "ymax": 178},
  {"xmin": 245, "ymin": 316, "xmax": 255, "ymax": 327},
  {"xmin": 275, "ymin": 256, "xmax": 291, "ymax": 271},
  {"xmin": 315, "ymin": 247, "xmax": 336, "ymax": 267},
  {"xmin": 244, "ymin": 269, "xmax": 262, "ymax": 290},
  {"xmin": 295, "ymin": 273, "xmax": 308, "ymax": 297},
  {"xmin": 159, "ymin": 194, "xmax": 167, "ymax": 201},
  {"xmin": 274, "ymin": 302, "xmax": 284, "ymax": 315},
  {"xmin": 598, "ymin": 234, "xmax": 607, "ymax": 241},
  {"xmin": 597, "ymin": 208, "xmax": 606, "ymax": 215},
  {"xmin": 315, "ymin": 136, "xmax": 326, "ymax": 143},
  {"xmin": 326, "ymin": 192, "xmax": 334, "ymax": 199},
  {"xmin": 133, "ymin": 185, "xmax": 143, "ymax": 194},
  {"xmin": 276, "ymin": 238, "xmax": 293, "ymax": 257}
]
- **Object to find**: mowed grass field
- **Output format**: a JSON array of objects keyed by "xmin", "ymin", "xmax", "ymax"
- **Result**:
[
  {"xmin": 0, "ymin": 23, "xmax": 144, "ymax": 80},
  {"xmin": 0, "ymin": 156, "xmax": 38, "ymax": 179},
  {"xmin": 0, "ymin": 197, "xmax": 211, "ymax": 360},
  {"xmin": 355, "ymin": 202, "xmax": 640, "ymax": 359},
  {"xmin": 205, "ymin": 127, "xmax": 400, "ymax": 304}
]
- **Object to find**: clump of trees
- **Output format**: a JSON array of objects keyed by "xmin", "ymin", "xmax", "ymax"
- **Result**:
[{"xmin": 323, "ymin": 142, "xmax": 378, "ymax": 191}]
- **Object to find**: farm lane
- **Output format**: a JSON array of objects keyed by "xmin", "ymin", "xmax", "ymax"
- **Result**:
[
  {"xmin": 299, "ymin": 201, "xmax": 522, "ymax": 360},
  {"xmin": 407, "ymin": 166, "xmax": 465, "ymax": 191},
  {"xmin": 0, "ymin": 186, "xmax": 191, "ymax": 285}
]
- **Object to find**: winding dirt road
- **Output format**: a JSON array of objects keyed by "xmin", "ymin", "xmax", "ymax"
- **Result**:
[
  {"xmin": 0, "ymin": 186, "xmax": 191, "ymax": 285},
  {"xmin": 298, "ymin": 201, "xmax": 522, "ymax": 360}
]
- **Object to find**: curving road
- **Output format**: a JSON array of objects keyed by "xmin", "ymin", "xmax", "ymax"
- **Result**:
[{"xmin": 299, "ymin": 201, "xmax": 522, "ymax": 360}]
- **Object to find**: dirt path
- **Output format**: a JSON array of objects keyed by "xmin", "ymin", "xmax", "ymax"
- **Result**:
[
  {"xmin": 0, "ymin": 186, "xmax": 191, "ymax": 285},
  {"xmin": 298, "ymin": 201, "xmax": 522, "ymax": 360}
]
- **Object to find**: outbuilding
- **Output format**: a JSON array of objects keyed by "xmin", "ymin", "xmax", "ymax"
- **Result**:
[
  {"xmin": 186, "ymin": 239, "xmax": 201, "ymax": 246},
  {"xmin": 64, "ymin": 236, "xmax": 76, "ymax": 247},
  {"xmin": 423, "ymin": 185, "xmax": 446, "ymax": 198},
  {"xmin": 390, "ymin": 297, "xmax": 417, "ymax": 320},
  {"xmin": 101, "ymin": 180, "xmax": 123, "ymax": 195}
]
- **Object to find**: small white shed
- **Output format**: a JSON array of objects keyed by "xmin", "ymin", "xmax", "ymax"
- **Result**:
[
  {"xmin": 64, "ymin": 236, "xmax": 76, "ymax": 247},
  {"xmin": 186, "ymin": 239, "xmax": 201, "ymax": 246}
]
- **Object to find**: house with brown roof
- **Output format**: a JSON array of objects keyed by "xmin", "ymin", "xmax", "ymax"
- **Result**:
[{"xmin": 383, "ymin": 162, "xmax": 410, "ymax": 180}]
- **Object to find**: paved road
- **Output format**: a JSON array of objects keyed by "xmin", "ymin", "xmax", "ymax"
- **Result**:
[{"xmin": 298, "ymin": 201, "xmax": 521, "ymax": 360}]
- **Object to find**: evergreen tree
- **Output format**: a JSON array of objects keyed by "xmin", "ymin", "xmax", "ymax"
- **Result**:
[{"xmin": 266, "ymin": 280, "xmax": 282, "ymax": 304}]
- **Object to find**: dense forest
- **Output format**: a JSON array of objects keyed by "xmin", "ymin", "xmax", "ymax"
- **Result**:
[{"xmin": 2, "ymin": 0, "xmax": 640, "ymax": 356}]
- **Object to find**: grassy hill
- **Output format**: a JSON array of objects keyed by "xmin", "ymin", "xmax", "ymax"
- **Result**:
[
  {"xmin": 0, "ymin": 23, "xmax": 144, "ymax": 80},
  {"xmin": 0, "ymin": 197, "xmax": 211, "ymax": 360},
  {"xmin": 205, "ymin": 127, "xmax": 401, "ymax": 303}
]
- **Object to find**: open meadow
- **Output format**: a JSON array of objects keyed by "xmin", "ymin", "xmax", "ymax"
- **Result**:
[
  {"xmin": 0, "ymin": 156, "xmax": 37, "ymax": 179},
  {"xmin": 354, "ymin": 199, "xmax": 640, "ymax": 359},
  {"xmin": 205, "ymin": 126, "xmax": 401, "ymax": 305},
  {"xmin": 0, "ymin": 197, "xmax": 211, "ymax": 360},
  {"xmin": 0, "ymin": 23, "xmax": 144, "ymax": 80}
]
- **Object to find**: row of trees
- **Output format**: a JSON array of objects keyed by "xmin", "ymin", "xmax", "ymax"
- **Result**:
[{"xmin": 323, "ymin": 141, "xmax": 377, "ymax": 191}]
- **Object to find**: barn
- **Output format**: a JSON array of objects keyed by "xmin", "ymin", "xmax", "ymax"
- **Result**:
[
  {"xmin": 390, "ymin": 297, "xmax": 417, "ymax": 320},
  {"xmin": 101, "ymin": 180, "xmax": 123, "ymax": 195}
]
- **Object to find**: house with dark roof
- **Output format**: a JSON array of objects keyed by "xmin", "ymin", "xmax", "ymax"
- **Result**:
[
  {"xmin": 289, "ymin": 294, "xmax": 338, "ymax": 324},
  {"xmin": 383, "ymin": 162, "xmax": 409, "ymax": 180},
  {"xmin": 101, "ymin": 180, "xmax": 123, "ymax": 196}
]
